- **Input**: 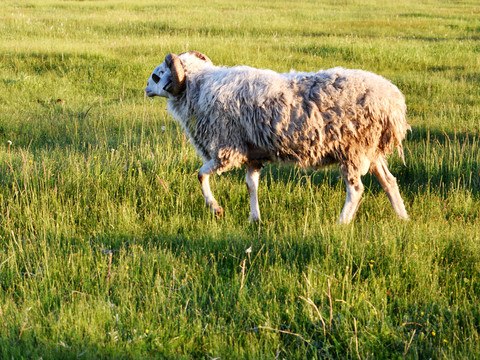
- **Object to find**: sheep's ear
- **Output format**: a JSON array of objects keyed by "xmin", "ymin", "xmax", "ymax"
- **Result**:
[
  {"xmin": 164, "ymin": 53, "xmax": 185, "ymax": 95},
  {"xmin": 189, "ymin": 51, "xmax": 212, "ymax": 64}
]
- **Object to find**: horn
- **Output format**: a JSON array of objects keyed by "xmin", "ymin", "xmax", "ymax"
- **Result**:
[{"xmin": 164, "ymin": 53, "xmax": 185, "ymax": 95}]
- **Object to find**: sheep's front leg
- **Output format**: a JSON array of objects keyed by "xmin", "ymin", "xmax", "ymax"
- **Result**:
[
  {"xmin": 246, "ymin": 165, "xmax": 262, "ymax": 222},
  {"xmin": 338, "ymin": 172, "xmax": 364, "ymax": 224},
  {"xmin": 198, "ymin": 160, "xmax": 224, "ymax": 217}
]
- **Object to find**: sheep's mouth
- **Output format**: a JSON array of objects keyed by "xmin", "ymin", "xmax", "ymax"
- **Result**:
[{"xmin": 145, "ymin": 89, "xmax": 156, "ymax": 97}]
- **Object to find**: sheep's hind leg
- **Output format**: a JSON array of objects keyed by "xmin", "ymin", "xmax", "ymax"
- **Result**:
[
  {"xmin": 370, "ymin": 157, "xmax": 409, "ymax": 220},
  {"xmin": 198, "ymin": 160, "xmax": 224, "ymax": 217},
  {"xmin": 338, "ymin": 169, "xmax": 364, "ymax": 224},
  {"xmin": 246, "ymin": 164, "xmax": 262, "ymax": 222}
]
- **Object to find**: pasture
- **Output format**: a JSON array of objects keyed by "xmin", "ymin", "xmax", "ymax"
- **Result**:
[{"xmin": 0, "ymin": 0, "xmax": 479, "ymax": 358}]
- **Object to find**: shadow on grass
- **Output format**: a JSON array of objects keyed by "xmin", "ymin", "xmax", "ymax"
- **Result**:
[
  {"xmin": 0, "ymin": 229, "xmax": 329, "ymax": 360},
  {"xmin": 0, "ymin": 337, "xmax": 165, "ymax": 360},
  {"xmin": 399, "ymin": 127, "xmax": 480, "ymax": 196},
  {"xmin": 227, "ymin": 126, "xmax": 480, "ymax": 199}
]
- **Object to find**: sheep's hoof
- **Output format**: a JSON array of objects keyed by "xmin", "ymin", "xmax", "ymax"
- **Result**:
[
  {"xmin": 213, "ymin": 206, "xmax": 224, "ymax": 218},
  {"xmin": 248, "ymin": 215, "xmax": 261, "ymax": 224},
  {"xmin": 337, "ymin": 217, "xmax": 353, "ymax": 225}
]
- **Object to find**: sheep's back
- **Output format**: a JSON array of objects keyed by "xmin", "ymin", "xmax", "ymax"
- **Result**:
[
  {"xmin": 182, "ymin": 66, "xmax": 408, "ymax": 169},
  {"xmin": 273, "ymin": 68, "xmax": 409, "ymax": 168}
]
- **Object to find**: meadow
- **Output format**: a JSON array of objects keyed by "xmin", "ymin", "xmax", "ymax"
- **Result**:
[{"xmin": 0, "ymin": 0, "xmax": 479, "ymax": 358}]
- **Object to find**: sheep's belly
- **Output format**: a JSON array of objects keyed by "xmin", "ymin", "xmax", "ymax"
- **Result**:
[{"xmin": 246, "ymin": 141, "xmax": 338, "ymax": 169}]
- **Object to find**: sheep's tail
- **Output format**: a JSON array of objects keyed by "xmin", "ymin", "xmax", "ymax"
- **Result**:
[
  {"xmin": 393, "ymin": 109, "xmax": 411, "ymax": 166},
  {"xmin": 395, "ymin": 123, "xmax": 411, "ymax": 166}
]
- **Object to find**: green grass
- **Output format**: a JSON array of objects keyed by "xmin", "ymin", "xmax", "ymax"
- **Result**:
[{"xmin": 1, "ymin": 0, "xmax": 480, "ymax": 358}]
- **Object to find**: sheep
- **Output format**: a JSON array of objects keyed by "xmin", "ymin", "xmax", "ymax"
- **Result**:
[{"xmin": 145, "ymin": 51, "xmax": 411, "ymax": 224}]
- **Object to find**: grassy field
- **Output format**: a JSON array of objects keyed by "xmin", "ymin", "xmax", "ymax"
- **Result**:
[{"xmin": 1, "ymin": 0, "xmax": 479, "ymax": 358}]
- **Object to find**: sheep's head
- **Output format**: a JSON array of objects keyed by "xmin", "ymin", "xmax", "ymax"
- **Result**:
[{"xmin": 145, "ymin": 51, "xmax": 212, "ymax": 98}]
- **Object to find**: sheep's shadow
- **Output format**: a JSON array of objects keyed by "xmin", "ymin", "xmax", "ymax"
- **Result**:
[
  {"xmin": 398, "ymin": 126, "xmax": 480, "ymax": 196},
  {"xmin": 218, "ymin": 126, "xmax": 479, "ymax": 201}
]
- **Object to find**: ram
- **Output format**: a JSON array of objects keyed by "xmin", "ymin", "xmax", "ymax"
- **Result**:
[{"xmin": 145, "ymin": 51, "xmax": 410, "ymax": 224}]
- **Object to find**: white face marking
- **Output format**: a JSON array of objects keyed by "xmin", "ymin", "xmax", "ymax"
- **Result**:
[{"xmin": 145, "ymin": 62, "xmax": 171, "ymax": 98}]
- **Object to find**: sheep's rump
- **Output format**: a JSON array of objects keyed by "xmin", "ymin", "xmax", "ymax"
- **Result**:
[{"xmin": 178, "ymin": 66, "xmax": 409, "ymax": 172}]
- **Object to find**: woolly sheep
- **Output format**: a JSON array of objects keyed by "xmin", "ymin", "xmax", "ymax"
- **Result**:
[{"xmin": 145, "ymin": 51, "xmax": 410, "ymax": 224}]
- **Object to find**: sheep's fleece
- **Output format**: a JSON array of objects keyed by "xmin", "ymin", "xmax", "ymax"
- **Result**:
[{"xmin": 145, "ymin": 51, "xmax": 411, "ymax": 224}]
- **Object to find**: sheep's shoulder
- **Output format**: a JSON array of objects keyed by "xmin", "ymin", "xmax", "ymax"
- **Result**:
[{"xmin": 195, "ymin": 66, "xmax": 292, "ymax": 106}]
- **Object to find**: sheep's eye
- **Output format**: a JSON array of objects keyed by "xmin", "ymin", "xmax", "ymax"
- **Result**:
[{"xmin": 152, "ymin": 73, "xmax": 160, "ymax": 84}]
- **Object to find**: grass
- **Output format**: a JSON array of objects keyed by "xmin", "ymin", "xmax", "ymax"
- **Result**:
[{"xmin": 0, "ymin": 0, "xmax": 480, "ymax": 358}]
